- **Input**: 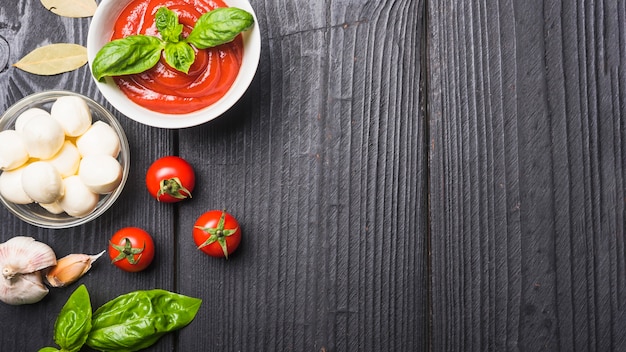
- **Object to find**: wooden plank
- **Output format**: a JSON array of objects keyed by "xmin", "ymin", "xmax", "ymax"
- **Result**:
[
  {"xmin": 0, "ymin": 2, "xmax": 176, "ymax": 351},
  {"xmin": 0, "ymin": 0, "xmax": 427, "ymax": 351},
  {"xmin": 427, "ymin": 0, "xmax": 626, "ymax": 350},
  {"xmin": 177, "ymin": 0, "xmax": 427, "ymax": 351}
]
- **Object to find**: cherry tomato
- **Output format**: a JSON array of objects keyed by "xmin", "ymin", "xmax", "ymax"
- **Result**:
[
  {"xmin": 109, "ymin": 227, "xmax": 155, "ymax": 272},
  {"xmin": 146, "ymin": 156, "xmax": 195, "ymax": 203},
  {"xmin": 193, "ymin": 210, "xmax": 242, "ymax": 258}
]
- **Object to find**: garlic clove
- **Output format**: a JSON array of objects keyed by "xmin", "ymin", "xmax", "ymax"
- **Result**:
[
  {"xmin": 45, "ymin": 250, "xmax": 105, "ymax": 287},
  {"xmin": 0, "ymin": 236, "xmax": 57, "ymax": 276},
  {"xmin": 0, "ymin": 236, "xmax": 57, "ymax": 305},
  {"xmin": 0, "ymin": 271, "xmax": 49, "ymax": 305}
]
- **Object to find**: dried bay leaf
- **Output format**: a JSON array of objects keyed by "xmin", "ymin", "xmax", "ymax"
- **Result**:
[
  {"xmin": 40, "ymin": 0, "xmax": 97, "ymax": 18},
  {"xmin": 14, "ymin": 43, "xmax": 87, "ymax": 75}
]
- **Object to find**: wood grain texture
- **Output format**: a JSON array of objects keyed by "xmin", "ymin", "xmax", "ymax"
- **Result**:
[
  {"xmin": 0, "ymin": 2, "xmax": 176, "ymax": 351},
  {"xmin": 177, "ymin": 0, "xmax": 427, "ymax": 351},
  {"xmin": 428, "ymin": 0, "xmax": 626, "ymax": 350},
  {"xmin": 0, "ymin": 0, "xmax": 425, "ymax": 351}
]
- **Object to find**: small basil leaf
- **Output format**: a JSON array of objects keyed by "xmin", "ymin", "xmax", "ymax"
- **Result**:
[
  {"xmin": 92, "ymin": 35, "xmax": 165, "ymax": 81},
  {"xmin": 164, "ymin": 41, "xmax": 195, "ymax": 73},
  {"xmin": 186, "ymin": 7, "xmax": 254, "ymax": 49},
  {"xmin": 155, "ymin": 7, "xmax": 183, "ymax": 43},
  {"xmin": 53, "ymin": 284, "xmax": 92, "ymax": 352},
  {"xmin": 86, "ymin": 289, "xmax": 202, "ymax": 352},
  {"xmin": 38, "ymin": 348, "xmax": 59, "ymax": 352}
]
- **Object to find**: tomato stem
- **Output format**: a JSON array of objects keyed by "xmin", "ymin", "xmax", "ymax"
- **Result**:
[
  {"xmin": 195, "ymin": 211, "xmax": 237, "ymax": 259},
  {"xmin": 110, "ymin": 238, "xmax": 145, "ymax": 265},
  {"xmin": 157, "ymin": 177, "xmax": 192, "ymax": 201}
]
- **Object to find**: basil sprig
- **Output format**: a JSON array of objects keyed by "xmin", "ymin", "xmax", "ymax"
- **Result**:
[
  {"xmin": 92, "ymin": 6, "xmax": 254, "ymax": 81},
  {"xmin": 91, "ymin": 35, "xmax": 165, "ymax": 80},
  {"xmin": 155, "ymin": 6, "xmax": 183, "ymax": 43},
  {"xmin": 39, "ymin": 285, "xmax": 202, "ymax": 352},
  {"xmin": 39, "ymin": 285, "xmax": 92, "ymax": 352},
  {"xmin": 187, "ymin": 7, "xmax": 255, "ymax": 49},
  {"xmin": 86, "ymin": 289, "xmax": 202, "ymax": 351}
]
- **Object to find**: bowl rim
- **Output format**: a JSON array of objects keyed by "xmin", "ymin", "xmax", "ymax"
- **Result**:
[
  {"xmin": 86, "ymin": 0, "xmax": 261, "ymax": 129},
  {"xmin": 0, "ymin": 90, "xmax": 130, "ymax": 229}
]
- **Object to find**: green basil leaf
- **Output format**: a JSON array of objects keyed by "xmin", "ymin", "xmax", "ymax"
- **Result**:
[
  {"xmin": 53, "ymin": 284, "xmax": 92, "ymax": 352},
  {"xmin": 164, "ymin": 41, "xmax": 195, "ymax": 73},
  {"xmin": 186, "ymin": 7, "xmax": 254, "ymax": 49},
  {"xmin": 155, "ymin": 7, "xmax": 183, "ymax": 43},
  {"xmin": 86, "ymin": 289, "xmax": 202, "ymax": 352},
  {"xmin": 38, "ymin": 348, "xmax": 59, "ymax": 352},
  {"xmin": 92, "ymin": 35, "xmax": 165, "ymax": 81}
]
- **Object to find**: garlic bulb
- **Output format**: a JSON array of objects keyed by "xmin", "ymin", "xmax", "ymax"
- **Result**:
[
  {"xmin": 0, "ymin": 236, "xmax": 57, "ymax": 305},
  {"xmin": 45, "ymin": 250, "xmax": 104, "ymax": 287}
]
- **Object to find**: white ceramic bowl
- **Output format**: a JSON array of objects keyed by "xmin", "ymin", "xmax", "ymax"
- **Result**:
[
  {"xmin": 87, "ymin": 0, "xmax": 261, "ymax": 129},
  {"xmin": 0, "ymin": 91, "xmax": 130, "ymax": 229}
]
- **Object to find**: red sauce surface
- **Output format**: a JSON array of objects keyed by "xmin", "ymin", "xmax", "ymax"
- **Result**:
[{"xmin": 112, "ymin": 0, "xmax": 243, "ymax": 114}]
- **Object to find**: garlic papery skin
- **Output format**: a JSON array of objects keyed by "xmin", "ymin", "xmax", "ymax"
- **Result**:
[
  {"xmin": 0, "ymin": 271, "xmax": 49, "ymax": 305},
  {"xmin": 45, "ymin": 250, "xmax": 104, "ymax": 288},
  {"xmin": 0, "ymin": 236, "xmax": 57, "ymax": 305}
]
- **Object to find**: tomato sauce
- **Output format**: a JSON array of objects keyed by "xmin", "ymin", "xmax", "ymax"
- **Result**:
[{"xmin": 111, "ymin": 0, "xmax": 243, "ymax": 114}]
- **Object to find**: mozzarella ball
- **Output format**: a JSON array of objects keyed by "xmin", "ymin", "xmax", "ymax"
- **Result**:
[
  {"xmin": 0, "ymin": 130, "xmax": 29, "ymax": 170},
  {"xmin": 21, "ymin": 114, "xmax": 65, "ymax": 159},
  {"xmin": 76, "ymin": 121, "xmax": 121, "ymax": 158},
  {"xmin": 59, "ymin": 175, "xmax": 98, "ymax": 217},
  {"xmin": 51, "ymin": 96, "xmax": 92, "ymax": 137},
  {"xmin": 0, "ymin": 167, "xmax": 33, "ymax": 204},
  {"xmin": 78, "ymin": 155, "xmax": 122, "ymax": 194},
  {"xmin": 39, "ymin": 201, "xmax": 64, "ymax": 215},
  {"xmin": 47, "ymin": 141, "xmax": 81, "ymax": 177},
  {"xmin": 21, "ymin": 161, "xmax": 64, "ymax": 204},
  {"xmin": 15, "ymin": 108, "xmax": 50, "ymax": 134}
]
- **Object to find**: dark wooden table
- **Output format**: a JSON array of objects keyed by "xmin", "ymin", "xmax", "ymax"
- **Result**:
[{"xmin": 1, "ymin": 0, "xmax": 623, "ymax": 351}]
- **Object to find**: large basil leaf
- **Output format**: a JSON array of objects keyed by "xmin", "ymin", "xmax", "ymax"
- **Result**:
[
  {"xmin": 86, "ymin": 289, "xmax": 202, "ymax": 352},
  {"xmin": 164, "ymin": 41, "xmax": 195, "ymax": 73},
  {"xmin": 54, "ymin": 284, "xmax": 92, "ymax": 352},
  {"xmin": 155, "ymin": 6, "xmax": 183, "ymax": 43},
  {"xmin": 186, "ymin": 7, "xmax": 254, "ymax": 49},
  {"xmin": 91, "ymin": 35, "xmax": 165, "ymax": 81}
]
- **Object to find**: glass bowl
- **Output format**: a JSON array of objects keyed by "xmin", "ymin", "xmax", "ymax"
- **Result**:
[{"xmin": 0, "ymin": 90, "xmax": 130, "ymax": 229}]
